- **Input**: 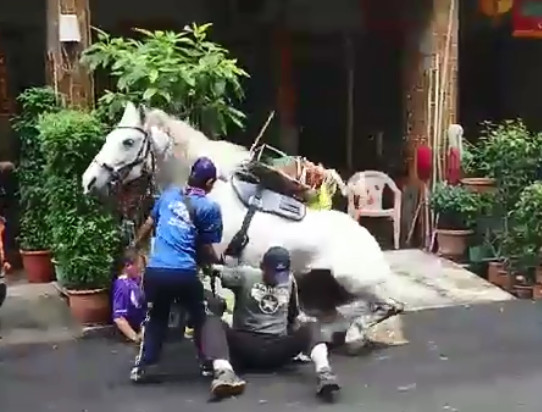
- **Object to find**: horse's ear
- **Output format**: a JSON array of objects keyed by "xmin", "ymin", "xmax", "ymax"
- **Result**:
[
  {"xmin": 137, "ymin": 105, "xmax": 147, "ymax": 125},
  {"xmin": 119, "ymin": 101, "xmax": 140, "ymax": 127}
]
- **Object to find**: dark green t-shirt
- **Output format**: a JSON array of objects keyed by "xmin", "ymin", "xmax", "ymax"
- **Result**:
[{"xmin": 220, "ymin": 265, "xmax": 299, "ymax": 336}]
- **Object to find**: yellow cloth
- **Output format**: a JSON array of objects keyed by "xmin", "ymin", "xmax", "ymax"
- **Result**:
[{"xmin": 307, "ymin": 184, "xmax": 333, "ymax": 210}]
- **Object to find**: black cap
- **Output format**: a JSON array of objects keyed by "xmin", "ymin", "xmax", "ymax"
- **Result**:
[{"xmin": 262, "ymin": 246, "xmax": 291, "ymax": 283}]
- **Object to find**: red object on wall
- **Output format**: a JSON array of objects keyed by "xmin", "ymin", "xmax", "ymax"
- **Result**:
[
  {"xmin": 447, "ymin": 147, "xmax": 461, "ymax": 185},
  {"xmin": 513, "ymin": 0, "xmax": 542, "ymax": 38},
  {"xmin": 415, "ymin": 145, "xmax": 432, "ymax": 183}
]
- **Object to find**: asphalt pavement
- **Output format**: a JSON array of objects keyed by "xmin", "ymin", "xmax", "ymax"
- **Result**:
[{"xmin": 2, "ymin": 299, "xmax": 542, "ymax": 412}]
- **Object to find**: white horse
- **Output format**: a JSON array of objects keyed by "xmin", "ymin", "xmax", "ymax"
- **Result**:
[{"xmin": 82, "ymin": 102, "xmax": 405, "ymax": 352}]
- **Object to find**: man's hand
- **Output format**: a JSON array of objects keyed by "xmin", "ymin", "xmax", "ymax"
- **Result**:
[{"xmin": 2, "ymin": 261, "xmax": 11, "ymax": 274}]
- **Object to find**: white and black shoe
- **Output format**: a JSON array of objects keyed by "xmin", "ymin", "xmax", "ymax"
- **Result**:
[
  {"xmin": 210, "ymin": 369, "xmax": 246, "ymax": 400},
  {"xmin": 129, "ymin": 364, "xmax": 159, "ymax": 384},
  {"xmin": 316, "ymin": 367, "xmax": 341, "ymax": 401}
]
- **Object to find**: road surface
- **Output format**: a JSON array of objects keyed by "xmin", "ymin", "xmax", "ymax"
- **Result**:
[{"xmin": 2, "ymin": 299, "xmax": 542, "ymax": 412}]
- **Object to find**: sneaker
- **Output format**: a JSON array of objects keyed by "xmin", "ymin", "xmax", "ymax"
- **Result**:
[
  {"xmin": 200, "ymin": 360, "xmax": 213, "ymax": 377},
  {"xmin": 316, "ymin": 367, "xmax": 341, "ymax": 400},
  {"xmin": 292, "ymin": 352, "xmax": 311, "ymax": 363},
  {"xmin": 130, "ymin": 366, "xmax": 146, "ymax": 383},
  {"xmin": 210, "ymin": 369, "xmax": 246, "ymax": 400},
  {"xmin": 129, "ymin": 364, "xmax": 159, "ymax": 384}
]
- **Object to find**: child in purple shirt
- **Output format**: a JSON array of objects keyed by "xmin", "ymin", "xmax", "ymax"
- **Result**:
[{"xmin": 112, "ymin": 250, "xmax": 146, "ymax": 343}]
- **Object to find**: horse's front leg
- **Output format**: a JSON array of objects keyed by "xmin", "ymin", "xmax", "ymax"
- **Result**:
[{"xmin": 342, "ymin": 295, "xmax": 405, "ymax": 354}]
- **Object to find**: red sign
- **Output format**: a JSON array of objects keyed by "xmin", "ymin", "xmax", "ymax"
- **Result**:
[{"xmin": 513, "ymin": 0, "xmax": 542, "ymax": 38}]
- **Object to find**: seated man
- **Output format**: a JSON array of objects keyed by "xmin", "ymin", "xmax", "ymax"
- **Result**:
[
  {"xmin": 201, "ymin": 246, "xmax": 340, "ymax": 401},
  {"xmin": 112, "ymin": 250, "xmax": 146, "ymax": 343}
]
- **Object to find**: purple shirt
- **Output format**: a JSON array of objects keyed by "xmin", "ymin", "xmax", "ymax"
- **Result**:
[{"xmin": 112, "ymin": 275, "xmax": 145, "ymax": 331}]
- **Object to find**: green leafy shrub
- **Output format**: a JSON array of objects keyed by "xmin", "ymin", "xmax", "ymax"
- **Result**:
[
  {"xmin": 504, "ymin": 182, "xmax": 542, "ymax": 275},
  {"xmin": 38, "ymin": 110, "xmax": 121, "ymax": 290},
  {"xmin": 477, "ymin": 120, "xmax": 542, "ymax": 208},
  {"xmin": 82, "ymin": 23, "xmax": 249, "ymax": 137},
  {"xmin": 430, "ymin": 182, "xmax": 482, "ymax": 230},
  {"xmin": 11, "ymin": 87, "xmax": 61, "ymax": 250}
]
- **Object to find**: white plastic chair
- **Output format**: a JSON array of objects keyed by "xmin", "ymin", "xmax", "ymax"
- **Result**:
[{"xmin": 346, "ymin": 170, "xmax": 402, "ymax": 249}]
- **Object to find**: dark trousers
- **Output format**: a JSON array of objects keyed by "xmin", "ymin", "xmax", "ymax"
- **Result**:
[
  {"xmin": 201, "ymin": 316, "xmax": 324, "ymax": 370},
  {"xmin": 135, "ymin": 267, "xmax": 206, "ymax": 368}
]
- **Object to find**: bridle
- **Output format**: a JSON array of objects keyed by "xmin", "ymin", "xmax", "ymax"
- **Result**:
[
  {"xmin": 92, "ymin": 125, "xmax": 160, "ymax": 245},
  {"xmin": 93, "ymin": 126, "xmax": 156, "ymax": 186}
]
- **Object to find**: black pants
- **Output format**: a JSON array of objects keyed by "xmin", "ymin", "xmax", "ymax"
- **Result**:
[
  {"xmin": 135, "ymin": 268, "xmax": 206, "ymax": 367},
  {"xmin": 201, "ymin": 316, "xmax": 324, "ymax": 370}
]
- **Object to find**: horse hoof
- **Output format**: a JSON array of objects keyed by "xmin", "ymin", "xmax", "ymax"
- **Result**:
[{"xmin": 344, "ymin": 326, "xmax": 369, "ymax": 355}]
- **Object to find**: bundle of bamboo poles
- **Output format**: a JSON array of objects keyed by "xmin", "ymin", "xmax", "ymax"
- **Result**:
[{"xmin": 423, "ymin": 0, "xmax": 457, "ymax": 250}]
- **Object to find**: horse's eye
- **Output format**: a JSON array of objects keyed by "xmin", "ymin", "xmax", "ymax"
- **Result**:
[{"xmin": 123, "ymin": 138, "xmax": 135, "ymax": 147}]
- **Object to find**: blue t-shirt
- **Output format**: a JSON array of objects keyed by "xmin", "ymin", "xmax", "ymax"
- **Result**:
[{"xmin": 148, "ymin": 186, "xmax": 223, "ymax": 273}]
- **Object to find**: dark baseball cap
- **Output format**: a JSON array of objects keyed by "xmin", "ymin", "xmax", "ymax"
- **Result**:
[
  {"xmin": 189, "ymin": 157, "xmax": 217, "ymax": 184},
  {"xmin": 262, "ymin": 246, "xmax": 291, "ymax": 283}
]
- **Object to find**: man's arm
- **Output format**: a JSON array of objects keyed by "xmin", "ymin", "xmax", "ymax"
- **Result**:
[
  {"xmin": 133, "ymin": 216, "xmax": 154, "ymax": 250},
  {"xmin": 287, "ymin": 277, "xmax": 301, "ymax": 332},
  {"xmin": 196, "ymin": 202, "xmax": 223, "ymax": 264},
  {"xmin": 112, "ymin": 282, "xmax": 140, "ymax": 343},
  {"xmin": 133, "ymin": 195, "xmax": 161, "ymax": 249},
  {"xmin": 214, "ymin": 264, "xmax": 260, "ymax": 290}
]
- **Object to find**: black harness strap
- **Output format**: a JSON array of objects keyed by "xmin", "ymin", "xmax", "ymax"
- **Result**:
[
  {"xmin": 181, "ymin": 193, "xmax": 218, "ymax": 298},
  {"xmin": 224, "ymin": 186, "xmax": 263, "ymax": 259}
]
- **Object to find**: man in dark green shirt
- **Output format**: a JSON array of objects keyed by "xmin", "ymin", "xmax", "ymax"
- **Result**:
[{"xmin": 200, "ymin": 246, "xmax": 340, "ymax": 401}]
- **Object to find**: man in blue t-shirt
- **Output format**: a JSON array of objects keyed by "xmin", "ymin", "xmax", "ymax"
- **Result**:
[{"xmin": 130, "ymin": 157, "xmax": 224, "ymax": 383}]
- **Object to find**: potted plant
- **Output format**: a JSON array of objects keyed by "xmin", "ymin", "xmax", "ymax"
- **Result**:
[
  {"xmin": 502, "ymin": 182, "xmax": 542, "ymax": 298},
  {"xmin": 430, "ymin": 182, "xmax": 481, "ymax": 258},
  {"xmin": 460, "ymin": 141, "xmax": 495, "ymax": 194},
  {"xmin": 11, "ymin": 87, "xmax": 60, "ymax": 283},
  {"xmin": 38, "ymin": 109, "xmax": 121, "ymax": 324}
]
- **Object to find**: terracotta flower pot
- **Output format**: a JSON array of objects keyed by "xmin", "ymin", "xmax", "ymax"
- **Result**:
[
  {"xmin": 20, "ymin": 250, "xmax": 54, "ymax": 284},
  {"xmin": 533, "ymin": 284, "xmax": 542, "ymax": 300},
  {"xmin": 460, "ymin": 177, "xmax": 496, "ymax": 194},
  {"xmin": 535, "ymin": 266, "xmax": 542, "ymax": 285},
  {"xmin": 67, "ymin": 288, "xmax": 110, "ymax": 325},
  {"xmin": 487, "ymin": 260, "xmax": 504, "ymax": 281},
  {"xmin": 436, "ymin": 229, "xmax": 473, "ymax": 258},
  {"xmin": 488, "ymin": 268, "xmax": 514, "ymax": 291},
  {"xmin": 513, "ymin": 284, "xmax": 533, "ymax": 300}
]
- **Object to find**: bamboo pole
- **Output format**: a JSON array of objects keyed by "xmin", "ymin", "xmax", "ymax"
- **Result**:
[{"xmin": 436, "ymin": 0, "xmax": 456, "ymax": 181}]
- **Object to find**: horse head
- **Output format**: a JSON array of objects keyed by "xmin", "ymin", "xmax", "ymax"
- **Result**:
[{"xmin": 82, "ymin": 102, "xmax": 172, "ymax": 196}]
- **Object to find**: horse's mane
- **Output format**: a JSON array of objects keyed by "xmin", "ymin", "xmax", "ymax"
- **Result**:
[{"xmin": 144, "ymin": 108, "xmax": 248, "ymax": 156}]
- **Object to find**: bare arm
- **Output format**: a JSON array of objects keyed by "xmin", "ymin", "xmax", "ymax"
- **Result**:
[
  {"xmin": 133, "ymin": 217, "xmax": 154, "ymax": 249},
  {"xmin": 287, "ymin": 278, "xmax": 301, "ymax": 332},
  {"xmin": 198, "ymin": 244, "xmax": 223, "ymax": 265},
  {"xmin": 114, "ymin": 317, "xmax": 141, "ymax": 343},
  {"xmin": 212, "ymin": 263, "xmax": 254, "ymax": 290}
]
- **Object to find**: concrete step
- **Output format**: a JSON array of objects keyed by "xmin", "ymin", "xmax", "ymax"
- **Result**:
[{"xmin": 0, "ymin": 281, "xmax": 83, "ymax": 346}]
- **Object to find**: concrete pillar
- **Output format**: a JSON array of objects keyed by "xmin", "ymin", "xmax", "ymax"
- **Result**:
[{"xmin": 46, "ymin": 0, "xmax": 94, "ymax": 108}]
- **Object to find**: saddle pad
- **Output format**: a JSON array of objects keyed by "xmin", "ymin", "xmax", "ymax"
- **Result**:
[{"xmin": 231, "ymin": 175, "xmax": 306, "ymax": 221}]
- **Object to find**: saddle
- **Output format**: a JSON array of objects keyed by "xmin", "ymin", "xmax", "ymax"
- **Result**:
[{"xmin": 231, "ymin": 173, "xmax": 306, "ymax": 222}]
